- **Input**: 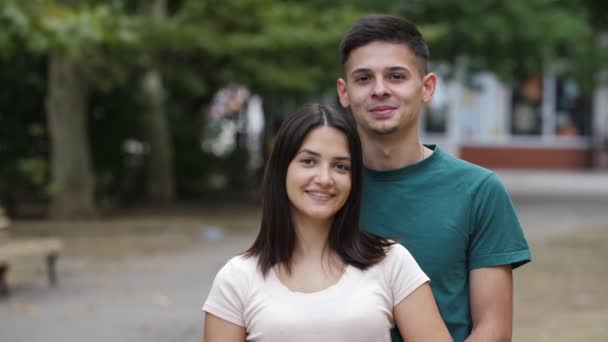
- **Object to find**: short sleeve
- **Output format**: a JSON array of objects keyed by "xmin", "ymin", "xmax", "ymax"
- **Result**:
[
  {"xmin": 469, "ymin": 173, "xmax": 532, "ymax": 270},
  {"xmin": 202, "ymin": 258, "xmax": 249, "ymax": 327},
  {"xmin": 385, "ymin": 244, "xmax": 430, "ymax": 306}
]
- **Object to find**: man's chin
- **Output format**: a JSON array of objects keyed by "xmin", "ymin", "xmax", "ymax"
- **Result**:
[{"xmin": 369, "ymin": 125, "xmax": 398, "ymax": 135}]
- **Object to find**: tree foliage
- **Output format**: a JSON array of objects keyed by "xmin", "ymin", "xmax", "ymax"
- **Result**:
[
  {"xmin": 398, "ymin": 0, "xmax": 606, "ymax": 88},
  {"xmin": 0, "ymin": 0, "xmax": 606, "ymax": 215}
]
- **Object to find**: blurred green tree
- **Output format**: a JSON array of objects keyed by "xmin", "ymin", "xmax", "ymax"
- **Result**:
[
  {"xmin": 1, "ymin": 0, "xmax": 139, "ymax": 218},
  {"xmin": 138, "ymin": 0, "xmax": 175, "ymax": 203},
  {"xmin": 1, "ymin": 0, "xmax": 605, "ymax": 218},
  {"xmin": 395, "ymin": 0, "xmax": 606, "ymax": 91},
  {"xmin": 0, "ymin": 0, "xmax": 365, "ymax": 216}
]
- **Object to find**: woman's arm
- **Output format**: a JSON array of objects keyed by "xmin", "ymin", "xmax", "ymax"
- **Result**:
[
  {"xmin": 203, "ymin": 312, "xmax": 246, "ymax": 342},
  {"xmin": 394, "ymin": 283, "xmax": 453, "ymax": 341}
]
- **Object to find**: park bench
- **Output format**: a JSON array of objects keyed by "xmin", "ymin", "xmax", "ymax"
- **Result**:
[{"xmin": 0, "ymin": 237, "xmax": 64, "ymax": 296}]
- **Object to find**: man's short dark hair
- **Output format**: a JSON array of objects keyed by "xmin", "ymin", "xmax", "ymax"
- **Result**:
[{"xmin": 340, "ymin": 14, "xmax": 429, "ymax": 75}]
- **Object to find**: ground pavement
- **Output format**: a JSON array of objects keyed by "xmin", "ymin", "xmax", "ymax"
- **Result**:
[
  {"xmin": 0, "ymin": 230, "xmax": 255, "ymax": 342},
  {"xmin": 1, "ymin": 170, "xmax": 607, "ymax": 342}
]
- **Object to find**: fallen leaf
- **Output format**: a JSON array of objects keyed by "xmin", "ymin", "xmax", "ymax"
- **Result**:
[
  {"xmin": 153, "ymin": 294, "xmax": 171, "ymax": 307},
  {"xmin": 10, "ymin": 301, "xmax": 40, "ymax": 317}
]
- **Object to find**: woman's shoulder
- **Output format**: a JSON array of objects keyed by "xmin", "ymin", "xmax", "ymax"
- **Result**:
[
  {"xmin": 210, "ymin": 254, "xmax": 261, "ymax": 293},
  {"xmin": 210, "ymin": 254, "xmax": 258, "ymax": 284},
  {"xmin": 383, "ymin": 242, "xmax": 417, "ymax": 265},
  {"xmin": 222, "ymin": 253, "xmax": 260, "ymax": 275},
  {"xmin": 381, "ymin": 243, "xmax": 429, "ymax": 295}
]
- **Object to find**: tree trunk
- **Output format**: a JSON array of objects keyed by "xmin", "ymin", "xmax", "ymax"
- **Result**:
[
  {"xmin": 45, "ymin": 54, "xmax": 96, "ymax": 218},
  {"xmin": 140, "ymin": 69, "xmax": 175, "ymax": 202},
  {"xmin": 139, "ymin": 0, "xmax": 175, "ymax": 202}
]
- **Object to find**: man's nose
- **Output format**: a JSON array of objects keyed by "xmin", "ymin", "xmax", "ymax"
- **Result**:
[{"xmin": 372, "ymin": 79, "xmax": 389, "ymax": 97}]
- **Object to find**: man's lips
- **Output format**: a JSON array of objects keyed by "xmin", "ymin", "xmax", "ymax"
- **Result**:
[{"xmin": 369, "ymin": 105, "xmax": 397, "ymax": 117}]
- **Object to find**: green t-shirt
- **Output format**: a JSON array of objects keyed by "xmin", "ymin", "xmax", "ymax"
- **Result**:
[{"xmin": 360, "ymin": 145, "xmax": 531, "ymax": 342}]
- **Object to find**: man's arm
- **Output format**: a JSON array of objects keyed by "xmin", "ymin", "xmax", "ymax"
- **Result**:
[{"xmin": 465, "ymin": 265, "xmax": 513, "ymax": 342}]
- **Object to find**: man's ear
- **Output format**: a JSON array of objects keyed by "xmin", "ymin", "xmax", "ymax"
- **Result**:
[
  {"xmin": 422, "ymin": 73, "xmax": 437, "ymax": 103},
  {"xmin": 336, "ymin": 78, "xmax": 350, "ymax": 108}
]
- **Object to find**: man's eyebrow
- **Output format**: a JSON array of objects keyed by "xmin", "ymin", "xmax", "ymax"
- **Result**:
[
  {"xmin": 350, "ymin": 66, "xmax": 410, "ymax": 76},
  {"xmin": 350, "ymin": 67, "xmax": 371, "ymax": 76},
  {"xmin": 387, "ymin": 66, "xmax": 409, "ymax": 72}
]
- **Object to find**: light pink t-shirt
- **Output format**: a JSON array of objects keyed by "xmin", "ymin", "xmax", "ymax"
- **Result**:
[{"xmin": 203, "ymin": 243, "xmax": 429, "ymax": 342}]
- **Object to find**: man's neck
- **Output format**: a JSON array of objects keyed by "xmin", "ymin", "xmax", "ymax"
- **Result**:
[{"xmin": 360, "ymin": 131, "xmax": 427, "ymax": 171}]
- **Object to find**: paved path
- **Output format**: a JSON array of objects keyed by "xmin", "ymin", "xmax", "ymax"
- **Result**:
[
  {"xmin": 0, "ymin": 232, "xmax": 255, "ymax": 342},
  {"xmin": 498, "ymin": 170, "xmax": 608, "ymax": 238},
  {"xmin": 1, "ymin": 170, "xmax": 607, "ymax": 341},
  {"xmin": 497, "ymin": 170, "xmax": 608, "ymax": 199}
]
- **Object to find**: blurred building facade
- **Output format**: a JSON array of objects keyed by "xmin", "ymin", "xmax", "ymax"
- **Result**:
[{"xmin": 422, "ymin": 71, "xmax": 608, "ymax": 170}]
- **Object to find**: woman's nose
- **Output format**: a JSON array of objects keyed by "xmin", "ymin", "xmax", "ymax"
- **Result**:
[{"xmin": 314, "ymin": 167, "xmax": 334, "ymax": 187}]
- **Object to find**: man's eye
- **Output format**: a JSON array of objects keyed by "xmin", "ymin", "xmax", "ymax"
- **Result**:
[
  {"xmin": 391, "ymin": 74, "xmax": 404, "ymax": 80},
  {"xmin": 356, "ymin": 75, "xmax": 370, "ymax": 82}
]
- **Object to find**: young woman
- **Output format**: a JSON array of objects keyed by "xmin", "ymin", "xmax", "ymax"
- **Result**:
[{"xmin": 202, "ymin": 103, "xmax": 451, "ymax": 341}]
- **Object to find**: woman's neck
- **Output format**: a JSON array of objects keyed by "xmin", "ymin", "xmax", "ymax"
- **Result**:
[
  {"xmin": 292, "ymin": 216, "xmax": 332, "ymax": 260},
  {"xmin": 276, "ymin": 214, "xmax": 345, "ymax": 293}
]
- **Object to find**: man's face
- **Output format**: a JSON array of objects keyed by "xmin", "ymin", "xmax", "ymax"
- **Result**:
[{"xmin": 337, "ymin": 41, "xmax": 436, "ymax": 137}]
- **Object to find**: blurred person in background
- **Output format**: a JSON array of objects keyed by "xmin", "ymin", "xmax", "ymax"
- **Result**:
[
  {"xmin": 336, "ymin": 14, "xmax": 531, "ymax": 342},
  {"xmin": 202, "ymin": 103, "xmax": 451, "ymax": 341}
]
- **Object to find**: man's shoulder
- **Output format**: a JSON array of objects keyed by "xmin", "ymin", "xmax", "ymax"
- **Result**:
[
  {"xmin": 436, "ymin": 148, "xmax": 492, "ymax": 174},
  {"xmin": 434, "ymin": 148, "xmax": 496, "ymax": 181}
]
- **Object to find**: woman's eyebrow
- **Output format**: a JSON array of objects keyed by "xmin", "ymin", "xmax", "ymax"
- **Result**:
[
  {"xmin": 296, "ymin": 149, "xmax": 320, "ymax": 156},
  {"xmin": 296, "ymin": 149, "xmax": 351, "ymax": 161}
]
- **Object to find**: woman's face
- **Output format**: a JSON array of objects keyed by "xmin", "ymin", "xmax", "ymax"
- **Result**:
[{"xmin": 286, "ymin": 126, "xmax": 352, "ymax": 226}]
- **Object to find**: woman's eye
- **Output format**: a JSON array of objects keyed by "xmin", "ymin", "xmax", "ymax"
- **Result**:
[
  {"xmin": 336, "ymin": 163, "xmax": 351, "ymax": 171},
  {"xmin": 301, "ymin": 158, "xmax": 314, "ymax": 165}
]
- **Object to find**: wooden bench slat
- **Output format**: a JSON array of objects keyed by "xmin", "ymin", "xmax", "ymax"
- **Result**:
[{"xmin": 0, "ymin": 238, "xmax": 64, "ymax": 262}]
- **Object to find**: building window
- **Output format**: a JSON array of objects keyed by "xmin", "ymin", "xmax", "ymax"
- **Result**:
[
  {"xmin": 511, "ymin": 75, "xmax": 543, "ymax": 135},
  {"xmin": 555, "ymin": 78, "xmax": 592, "ymax": 136}
]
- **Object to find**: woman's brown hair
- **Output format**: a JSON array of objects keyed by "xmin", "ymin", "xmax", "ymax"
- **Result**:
[{"xmin": 244, "ymin": 103, "xmax": 393, "ymax": 275}]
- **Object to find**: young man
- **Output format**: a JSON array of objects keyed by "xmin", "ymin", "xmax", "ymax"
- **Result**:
[{"xmin": 336, "ymin": 14, "xmax": 531, "ymax": 342}]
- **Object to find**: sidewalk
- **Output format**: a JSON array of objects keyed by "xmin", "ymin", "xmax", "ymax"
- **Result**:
[
  {"xmin": 495, "ymin": 170, "xmax": 608, "ymax": 198},
  {"xmin": 0, "ymin": 173, "xmax": 606, "ymax": 342}
]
